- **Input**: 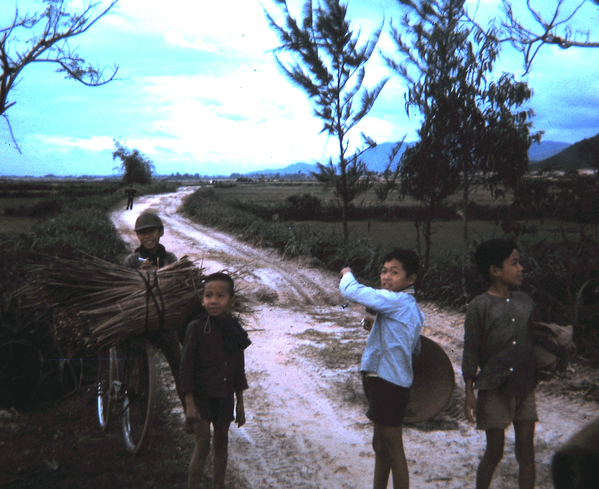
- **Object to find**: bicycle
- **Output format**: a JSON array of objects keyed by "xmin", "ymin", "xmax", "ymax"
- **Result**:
[
  {"xmin": 97, "ymin": 338, "xmax": 158, "ymax": 454},
  {"xmin": 96, "ymin": 268, "xmax": 169, "ymax": 454}
]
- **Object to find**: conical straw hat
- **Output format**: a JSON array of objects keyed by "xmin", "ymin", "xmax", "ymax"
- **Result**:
[
  {"xmin": 404, "ymin": 335, "xmax": 455, "ymax": 423},
  {"xmin": 362, "ymin": 335, "xmax": 455, "ymax": 423}
]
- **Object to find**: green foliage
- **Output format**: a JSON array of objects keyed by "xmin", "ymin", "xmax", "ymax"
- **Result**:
[
  {"xmin": 0, "ymin": 291, "xmax": 63, "ymax": 408},
  {"xmin": 388, "ymin": 0, "xmax": 539, "ymax": 260},
  {"xmin": 112, "ymin": 140, "xmax": 154, "ymax": 185},
  {"xmin": 282, "ymin": 193, "xmax": 323, "ymax": 220},
  {"xmin": 399, "ymin": 128, "xmax": 462, "ymax": 273},
  {"xmin": 31, "ymin": 209, "xmax": 127, "ymax": 260},
  {"xmin": 497, "ymin": 175, "xmax": 599, "ymax": 224},
  {"xmin": 265, "ymin": 0, "xmax": 385, "ymax": 239},
  {"xmin": 4, "ymin": 197, "xmax": 62, "ymax": 218},
  {"xmin": 145, "ymin": 180, "xmax": 179, "ymax": 193}
]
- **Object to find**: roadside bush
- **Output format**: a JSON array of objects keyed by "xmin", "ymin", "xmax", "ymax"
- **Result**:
[
  {"xmin": 31, "ymin": 209, "xmax": 128, "ymax": 260},
  {"xmin": 4, "ymin": 198, "xmax": 62, "ymax": 218},
  {"xmin": 142, "ymin": 180, "xmax": 179, "ymax": 195},
  {"xmin": 511, "ymin": 175, "xmax": 599, "ymax": 223},
  {"xmin": 0, "ymin": 292, "xmax": 64, "ymax": 409},
  {"xmin": 0, "ymin": 179, "xmax": 180, "ymax": 409},
  {"xmin": 282, "ymin": 193, "xmax": 323, "ymax": 220},
  {"xmin": 419, "ymin": 251, "xmax": 484, "ymax": 309}
]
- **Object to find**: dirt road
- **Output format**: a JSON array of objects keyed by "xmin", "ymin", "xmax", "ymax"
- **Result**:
[{"xmin": 113, "ymin": 188, "xmax": 598, "ymax": 488}]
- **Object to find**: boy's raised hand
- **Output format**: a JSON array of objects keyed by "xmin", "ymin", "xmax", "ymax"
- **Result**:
[
  {"xmin": 361, "ymin": 315, "xmax": 374, "ymax": 332},
  {"xmin": 340, "ymin": 267, "xmax": 352, "ymax": 277},
  {"xmin": 139, "ymin": 258, "xmax": 157, "ymax": 271}
]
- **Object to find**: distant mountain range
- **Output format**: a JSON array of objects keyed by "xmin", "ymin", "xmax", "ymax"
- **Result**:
[
  {"xmin": 528, "ymin": 140, "xmax": 571, "ymax": 162},
  {"xmin": 530, "ymin": 133, "xmax": 599, "ymax": 171},
  {"xmin": 246, "ymin": 136, "xmax": 599, "ymax": 176}
]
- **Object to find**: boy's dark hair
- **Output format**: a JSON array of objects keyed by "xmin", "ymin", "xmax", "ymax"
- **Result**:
[
  {"xmin": 383, "ymin": 249, "xmax": 420, "ymax": 278},
  {"xmin": 475, "ymin": 238, "xmax": 517, "ymax": 282},
  {"xmin": 204, "ymin": 272, "xmax": 235, "ymax": 297}
]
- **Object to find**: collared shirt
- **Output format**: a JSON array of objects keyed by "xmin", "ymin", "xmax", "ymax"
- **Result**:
[
  {"xmin": 179, "ymin": 313, "xmax": 249, "ymax": 398},
  {"xmin": 462, "ymin": 291, "xmax": 536, "ymax": 395},
  {"xmin": 340, "ymin": 273, "xmax": 424, "ymax": 389}
]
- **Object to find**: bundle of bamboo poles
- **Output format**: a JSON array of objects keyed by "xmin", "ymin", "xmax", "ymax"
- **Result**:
[{"xmin": 28, "ymin": 255, "xmax": 205, "ymax": 355}]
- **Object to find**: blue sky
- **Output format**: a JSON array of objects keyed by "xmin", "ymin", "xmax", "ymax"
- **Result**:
[{"xmin": 1, "ymin": 0, "xmax": 599, "ymax": 177}]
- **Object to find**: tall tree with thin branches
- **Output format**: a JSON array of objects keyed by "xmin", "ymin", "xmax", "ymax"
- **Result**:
[
  {"xmin": 265, "ymin": 0, "xmax": 387, "ymax": 239},
  {"xmin": 387, "ymin": 0, "xmax": 539, "ymax": 255},
  {"xmin": 1, "ymin": 0, "xmax": 118, "ymax": 151}
]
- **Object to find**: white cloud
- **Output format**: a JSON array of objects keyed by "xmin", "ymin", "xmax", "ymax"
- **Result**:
[
  {"xmin": 115, "ymin": 0, "xmax": 278, "ymax": 55},
  {"xmin": 32, "ymin": 135, "xmax": 115, "ymax": 152}
]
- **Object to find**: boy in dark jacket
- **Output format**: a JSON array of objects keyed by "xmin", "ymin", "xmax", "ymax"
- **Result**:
[{"xmin": 180, "ymin": 273, "xmax": 250, "ymax": 489}]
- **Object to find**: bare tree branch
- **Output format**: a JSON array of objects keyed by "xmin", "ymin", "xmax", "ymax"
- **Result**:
[
  {"xmin": 3, "ymin": 113, "xmax": 22, "ymax": 154},
  {"xmin": 1, "ymin": 0, "xmax": 119, "ymax": 147},
  {"xmin": 498, "ymin": 0, "xmax": 599, "ymax": 73}
]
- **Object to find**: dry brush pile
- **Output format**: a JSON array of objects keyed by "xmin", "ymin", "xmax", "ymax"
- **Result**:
[{"xmin": 26, "ymin": 256, "xmax": 206, "ymax": 357}]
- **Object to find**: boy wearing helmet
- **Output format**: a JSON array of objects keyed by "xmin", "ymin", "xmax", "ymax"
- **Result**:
[
  {"xmin": 123, "ymin": 211, "xmax": 182, "ymax": 404},
  {"xmin": 124, "ymin": 211, "xmax": 177, "ymax": 270}
]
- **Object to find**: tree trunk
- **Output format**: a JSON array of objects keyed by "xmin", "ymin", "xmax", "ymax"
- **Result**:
[
  {"xmin": 423, "ymin": 202, "xmax": 435, "ymax": 275},
  {"xmin": 462, "ymin": 168, "xmax": 470, "ymax": 251},
  {"xmin": 342, "ymin": 199, "xmax": 349, "ymax": 240}
]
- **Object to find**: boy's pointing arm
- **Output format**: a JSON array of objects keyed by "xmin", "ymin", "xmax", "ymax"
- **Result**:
[{"xmin": 339, "ymin": 269, "xmax": 397, "ymax": 314}]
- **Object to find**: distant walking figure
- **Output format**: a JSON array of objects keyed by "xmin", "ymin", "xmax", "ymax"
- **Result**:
[{"xmin": 125, "ymin": 185, "xmax": 137, "ymax": 210}]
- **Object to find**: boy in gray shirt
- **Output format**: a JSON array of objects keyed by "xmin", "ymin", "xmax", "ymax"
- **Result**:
[{"xmin": 462, "ymin": 238, "xmax": 537, "ymax": 489}]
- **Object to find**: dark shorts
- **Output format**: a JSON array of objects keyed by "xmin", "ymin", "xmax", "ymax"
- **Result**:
[
  {"xmin": 364, "ymin": 375, "xmax": 410, "ymax": 427},
  {"xmin": 194, "ymin": 393, "xmax": 235, "ymax": 428}
]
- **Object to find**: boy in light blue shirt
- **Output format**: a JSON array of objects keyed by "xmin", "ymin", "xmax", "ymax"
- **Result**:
[{"xmin": 340, "ymin": 249, "xmax": 424, "ymax": 489}]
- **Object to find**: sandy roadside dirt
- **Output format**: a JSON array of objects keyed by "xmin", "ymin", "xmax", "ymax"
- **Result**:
[{"xmin": 112, "ymin": 188, "xmax": 598, "ymax": 489}]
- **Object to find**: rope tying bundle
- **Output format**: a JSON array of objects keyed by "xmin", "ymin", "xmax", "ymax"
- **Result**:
[{"xmin": 137, "ymin": 269, "xmax": 166, "ymax": 332}]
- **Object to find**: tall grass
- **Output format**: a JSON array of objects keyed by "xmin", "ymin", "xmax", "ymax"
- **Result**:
[{"xmin": 181, "ymin": 187, "xmax": 384, "ymax": 279}]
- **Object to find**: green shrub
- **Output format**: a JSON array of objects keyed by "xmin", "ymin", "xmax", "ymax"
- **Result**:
[
  {"xmin": 282, "ymin": 193, "xmax": 323, "ymax": 220},
  {"xmin": 4, "ymin": 198, "xmax": 62, "ymax": 218}
]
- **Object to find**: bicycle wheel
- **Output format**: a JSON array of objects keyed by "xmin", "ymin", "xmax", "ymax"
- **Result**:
[
  {"xmin": 121, "ymin": 339, "xmax": 157, "ymax": 454},
  {"xmin": 97, "ymin": 346, "xmax": 116, "ymax": 431}
]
